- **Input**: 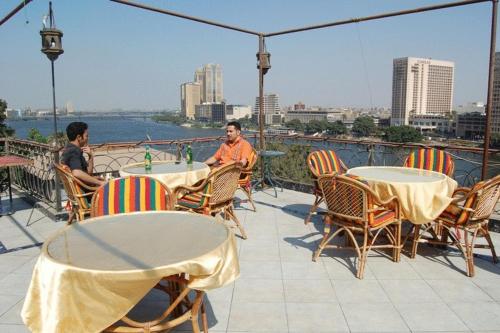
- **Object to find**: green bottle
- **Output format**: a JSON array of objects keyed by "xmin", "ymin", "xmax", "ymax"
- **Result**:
[
  {"xmin": 144, "ymin": 145, "xmax": 152, "ymax": 171},
  {"xmin": 186, "ymin": 145, "xmax": 193, "ymax": 165}
]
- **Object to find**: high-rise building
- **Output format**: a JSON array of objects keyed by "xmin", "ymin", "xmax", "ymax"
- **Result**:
[
  {"xmin": 253, "ymin": 93, "xmax": 281, "ymax": 125},
  {"xmin": 180, "ymin": 82, "xmax": 201, "ymax": 120},
  {"xmin": 491, "ymin": 52, "xmax": 500, "ymax": 135},
  {"xmin": 194, "ymin": 64, "xmax": 223, "ymax": 103},
  {"xmin": 226, "ymin": 105, "xmax": 252, "ymax": 120},
  {"xmin": 391, "ymin": 57, "xmax": 454, "ymax": 126}
]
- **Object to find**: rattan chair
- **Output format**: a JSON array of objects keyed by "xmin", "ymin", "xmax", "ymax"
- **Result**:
[
  {"xmin": 411, "ymin": 175, "xmax": 500, "ymax": 277},
  {"xmin": 237, "ymin": 148, "xmax": 258, "ymax": 211},
  {"xmin": 174, "ymin": 163, "xmax": 246, "ymax": 239},
  {"xmin": 91, "ymin": 176, "xmax": 174, "ymax": 217},
  {"xmin": 305, "ymin": 150, "xmax": 348, "ymax": 224},
  {"xmin": 403, "ymin": 148, "xmax": 454, "ymax": 177},
  {"xmin": 313, "ymin": 174, "xmax": 402, "ymax": 279},
  {"xmin": 54, "ymin": 162, "xmax": 99, "ymax": 224}
]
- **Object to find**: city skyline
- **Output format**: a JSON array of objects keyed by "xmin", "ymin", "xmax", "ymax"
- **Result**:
[{"xmin": 0, "ymin": 0, "xmax": 497, "ymax": 110}]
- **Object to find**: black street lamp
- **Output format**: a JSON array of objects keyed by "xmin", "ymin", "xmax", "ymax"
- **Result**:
[{"xmin": 40, "ymin": 1, "xmax": 63, "ymax": 212}]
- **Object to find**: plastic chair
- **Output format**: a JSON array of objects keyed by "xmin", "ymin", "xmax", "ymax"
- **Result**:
[
  {"xmin": 54, "ymin": 163, "xmax": 99, "ymax": 224},
  {"xmin": 305, "ymin": 150, "xmax": 348, "ymax": 224},
  {"xmin": 313, "ymin": 174, "xmax": 402, "ymax": 279},
  {"xmin": 174, "ymin": 163, "xmax": 246, "ymax": 239}
]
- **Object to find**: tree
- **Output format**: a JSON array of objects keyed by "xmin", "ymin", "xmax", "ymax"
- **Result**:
[
  {"xmin": 326, "ymin": 120, "xmax": 347, "ymax": 136},
  {"xmin": 0, "ymin": 99, "xmax": 15, "ymax": 137},
  {"xmin": 383, "ymin": 126, "xmax": 423, "ymax": 143},
  {"xmin": 285, "ymin": 119, "xmax": 304, "ymax": 132},
  {"xmin": 305, "ymin": 120, "xmax": 328, "ymax": 134},
  {"xmin": 27, "ymin": 128, "xmax": 48, "ymax": 143},
  {"xmin": 352, "ymin": 116, "xmax": 376, "ymax": 137}
]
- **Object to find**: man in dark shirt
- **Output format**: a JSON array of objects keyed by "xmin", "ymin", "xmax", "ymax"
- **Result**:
[{"xmin": 60, "ymin": 122, "xmax": 105, "ymax": 187}]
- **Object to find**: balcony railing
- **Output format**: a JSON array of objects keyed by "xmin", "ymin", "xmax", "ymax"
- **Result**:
[{"xmin": 1, "ymin": 136, "xmax": 498, "ymax": 211}]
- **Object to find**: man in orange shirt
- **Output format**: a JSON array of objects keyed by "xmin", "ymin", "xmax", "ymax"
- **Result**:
[{"xmin": 205, "ymin": 121, "xmax": 253, "ymax": 167}]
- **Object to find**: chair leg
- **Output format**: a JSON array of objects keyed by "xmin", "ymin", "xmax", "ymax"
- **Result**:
[
  {"xmin": 201, "ymin": 301, "xmax": 208, "ymax": 333},
  {"xmin": 464, "ymin": 229, "xmax": 474, "ymax": 277},
  {"xmin": 410, "ymin": 224, "xmax": 420, "ymax": 259},
  {"xmin": 357, "ymin": 228, "xmax": 369, "ymax": 279},
  {"xmin": 241, "ymin": 186, "xmax": 256, "ymax": 212},
  {"xmin": 392, "ymin": 223, "xmax": 402, "ymax": 262},
  {"xmin": 226, "ymin": 205, "xmax": 247, "ymax": 239},
  {"xmin": 305, "ymin": 194, "xmax": 323, "ymax": 225},
  {"xmin": 481, "ymin": 225, "xmax": 499, "ymax": 264},
  {"xmin": 313, "ymin": 215, "xmax": 340, "ymax": 261}
]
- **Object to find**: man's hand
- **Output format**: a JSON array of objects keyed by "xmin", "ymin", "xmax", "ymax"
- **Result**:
[{"xmin": 81, "ymin": 146, "xmax": 93, "ymax": 158}]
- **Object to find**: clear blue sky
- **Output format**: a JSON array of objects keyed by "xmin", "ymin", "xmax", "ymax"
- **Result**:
[{"xmin": 0, "ymin": 0, "xmax": 496, "ymax": 110}]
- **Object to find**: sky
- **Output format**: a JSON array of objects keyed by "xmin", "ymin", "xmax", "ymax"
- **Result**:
[{"xmin": 0, "ymin": 0, "xmax": 497, "ymax": 111}]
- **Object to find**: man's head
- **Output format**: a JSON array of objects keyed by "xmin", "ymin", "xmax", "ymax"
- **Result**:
[
  {"xmin": 66, "ymin": 122, "xmax": 89, "ymax": 147},
  {"xmin": 226, "ymin": 121, "xmax": 242, "ymax": 143}
]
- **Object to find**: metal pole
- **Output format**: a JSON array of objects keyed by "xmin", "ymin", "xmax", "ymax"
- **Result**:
[
  {"xmin": 258, "ymin": 35, "xmax": 266, "ymax": 186},
  {"xmin": 0, "ymin": 0, "xmax": 33, "ymax": 27},
  {"xmin": 482, "ymin": 0, "xmax": 498, "ymax": 180},
  {"xmin": 51, "ymin": 60, "xmax": 62, "ymax": 211}
]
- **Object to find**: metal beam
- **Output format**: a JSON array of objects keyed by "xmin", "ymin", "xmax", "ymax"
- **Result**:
[
  {"xmin": 109, "ymin": 0, "xmax": 261, "ymax": 36},
  {"xmin": 265, "ymin": 0, "xmax": 490, "ymax": 37},
  {"xmin": 0, "ymin": 0, "xmax": 34, "ymax": 27}
]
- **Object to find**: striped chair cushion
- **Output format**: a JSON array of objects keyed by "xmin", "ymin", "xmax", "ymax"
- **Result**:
[
  {"xmin": 94, "ymin": 176, "xmax": 167, "ymax": 216},
  {"xmin": 308, "ymin": 150, "xmax": 347, "ymax": 176},
  {"xmin": 177, "ymin": 183, "xmax": 211, "ymax": 209},
  {"xmin": 404, "ymin": 148, "xmax": 453, "ymax": 176},
  {"xmin": 438, "ymin": 182, "xmax": 483, "ymax": 225},
  {"xmin": 369, "ymin": 210, "xmax": 396, "ymax": 227}
]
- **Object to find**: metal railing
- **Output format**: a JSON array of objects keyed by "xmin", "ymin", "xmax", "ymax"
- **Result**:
[{"xmin": 1, "ymin": 136, "xmax": 498, "ymax": 211}]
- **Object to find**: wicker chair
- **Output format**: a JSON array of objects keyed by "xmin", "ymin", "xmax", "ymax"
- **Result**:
[
  {"xmin": 174, "ymin": 163, "xmax": 246, "ymax": 239},
  {"xmin": 304, "ymin": 150, "xmax": 348, "ymax": 224},
  {"xmin": 91, "ymin": 176, "xmax": 174, "ymax": 217},
  {"xmin": 403, "ymin": 148, "xmax": 454, "ymax": 177},
  {"xmin": 237, "ymin": 148, "xmax": 258, "ymax": 211},
  {"xmin": 54, "ymin": 163, "xmax": 99, "ymax": 224},
  {"xmin": 411, "ymin": 175, "xmax": 500, "ymax": 277},
  {"xmin": 313, "ymin": 174, "xmax": 402, "ymax": 279}
]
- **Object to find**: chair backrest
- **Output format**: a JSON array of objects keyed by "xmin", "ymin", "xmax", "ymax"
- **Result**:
[
  {"xmin": 404, "ymin": 148, "xmax": 454, "ymax": 177},
  {"xmin": 54, "ymin": 163, "xmax": 92, "ymax": 209},
  {"xmin": 207, "ymin": 163, "xmax": 242, "ymax": 207},
  {"xmin": 468, "ymin": 175, "xmax": 500, "ymax": 222},
  {"xmin": 244, "ymin": 148, "xmax": 258, "ymax": 172},
  {"xmin": 307, "ymin": 150, "xmax": 347, "ymax": 178},
  {"xmin": 91, "ymin": 176, "xmax": 174, "ymax": 217}
]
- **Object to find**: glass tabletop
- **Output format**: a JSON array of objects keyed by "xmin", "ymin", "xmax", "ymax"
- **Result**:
[
  {"xmin": 121, "ymin": 160, "xmax": 208, "ymax": 175},
  {"xmin": 259, "ymin": 150, "xmax": 285, "ymax": 158},
  {"xmin": 347, "ymin": 166, "xmax": 447, "ymax": 183},
  {"xmin": 46, "ymin": 211, "xmax": 228, "ymax": 271}
]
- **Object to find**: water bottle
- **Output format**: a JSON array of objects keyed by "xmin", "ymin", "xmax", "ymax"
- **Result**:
[
  {"xmin": 186, "ymin": 145, "xmax": 193, "ymax": 165},
  {"xmin": 144, "ymin": 145, "xmax": 152, "ymax": 171}
]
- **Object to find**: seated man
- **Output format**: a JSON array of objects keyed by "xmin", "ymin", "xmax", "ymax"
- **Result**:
[
  {"xmin": 60, "ymin": 122, "xmax": 106, "ymax": 187},
  {"xmin": 205, "ymin": 121, "xmax": 252, "ymax": 168}
]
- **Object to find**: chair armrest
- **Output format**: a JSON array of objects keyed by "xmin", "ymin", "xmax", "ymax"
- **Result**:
[
  {"xmin": 72, "ymin": 177, "xmax": 99, "ymax": 192},
  {"xmin": 173, "ymin": 177, "xmax": 210, "ymax": 197}
]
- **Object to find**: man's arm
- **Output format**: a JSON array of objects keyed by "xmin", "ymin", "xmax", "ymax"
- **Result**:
[
  {"xmin": 72, "ymin": 169, "xmax": 105, "ymax": 187},
  {"xmin": 205, "ymin": 144, "xmax": 223, "ymax": 166},
  {"xmin": 81, "ymin": 146, "xmax": 94, "ymax": 175},
  {"xmin": 205, "ymin": 156, "xmax": 218, "ymax": 166}
]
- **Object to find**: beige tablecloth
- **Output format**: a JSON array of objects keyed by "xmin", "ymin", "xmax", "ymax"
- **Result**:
[
  {"xmin": 21, "ymin": 211, "xmax": 239, "ymax": 333},
  {"xmin": 347, "ymin": 166, "xmax": 458, "ymax": 225},
  {"xmin": 119, "ymin": 160, "xmax": 210, "ymax": 189}
]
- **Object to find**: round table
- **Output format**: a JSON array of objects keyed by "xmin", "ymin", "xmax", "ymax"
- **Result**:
[
  {"xmin": 253, "ymin": 150, "xmax": 285, "ymax": 197},
  {"xmin": 347, "ymin": 166, "xmax": 458, "ymax": 225},
  {"xmin": 119, "ymin": 160, "xmax": 210, "ymax": 189},
  {"xmin": 21, "ymin": 211, "xmax": 239, "ymax": 333}
]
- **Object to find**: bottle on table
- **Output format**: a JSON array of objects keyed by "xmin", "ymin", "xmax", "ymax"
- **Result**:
[
  {"xmin": 144, "ymin": 145, "xmax": 152, "ymax": 172},
  {"xmin": 186, "ymin": 145, "xmax": 193, "ymax": 165}
]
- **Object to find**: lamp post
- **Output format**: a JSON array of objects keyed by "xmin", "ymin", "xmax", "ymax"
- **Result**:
[
  {"xmin": 40, "ymin": 1, "xmax": 63, "ymax": 212},
  {"xmin": 256, "ymin": 35, "xmax": 271, "ymax": 186}
]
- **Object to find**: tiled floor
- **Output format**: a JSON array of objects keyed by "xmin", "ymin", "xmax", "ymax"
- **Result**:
[{"xmin": 1, "ymin": 188, "xmax": 500, "ymax": 332}]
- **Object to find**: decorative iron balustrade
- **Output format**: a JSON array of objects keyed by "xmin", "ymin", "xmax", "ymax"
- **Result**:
[{"xmin": 0, "ymin": 136, "xmax": 498, "ymax": 213}]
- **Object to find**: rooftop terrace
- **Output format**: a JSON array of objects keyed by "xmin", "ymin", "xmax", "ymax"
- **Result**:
[{"xmin": 1, "ymin": 187, "xmax": 500, "ymax": 333}]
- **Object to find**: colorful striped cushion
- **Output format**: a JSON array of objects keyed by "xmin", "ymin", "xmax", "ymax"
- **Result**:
[
  {"xmin": 308, "ymin": 150, "xmax": 347, "ymax": 176},
  {"xmin": 438, "ymin": 182, "xmax": 483, "ymax": 225},
  {"xmin": 177, "ymin": 183, "xmax": 211, "ymax": 209},
  {"xmin": 404, "ymin": 148, "xmax": 453, "ymax": 176},
  {"xmin": 94, "ymin": 176, "xmax": 167, "ymax": 216},
  {"xmin": 369, "ymin": 210, "xmax": 396, "ymax": 227}
]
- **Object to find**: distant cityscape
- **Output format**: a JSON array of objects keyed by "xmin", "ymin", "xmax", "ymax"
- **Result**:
[{"xmin": 7, "ymin": 53, "xmax": 500, "ymax": 140}]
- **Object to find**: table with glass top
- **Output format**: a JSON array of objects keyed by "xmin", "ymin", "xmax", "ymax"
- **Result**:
[
  {"xmin": 21, "ymin": 211, "xmax": 239, "ymax": 333},
  {"xmin": 252, "ymin": 150, "xmax": 286, "ymax": 197},
  {"xmin": 0, "ymin": 155, "xmax": 33, "ymax": 215},
  {"xmin": 347, "ymin": 166, "xmax": 458, "ymax": 225},
  {"xmin": 119, "ymin": 160, "xmax": 210, "ymax": 189}
]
